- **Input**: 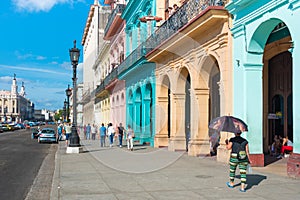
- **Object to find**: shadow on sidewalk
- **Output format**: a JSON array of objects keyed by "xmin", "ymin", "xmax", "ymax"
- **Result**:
[{"xmin": 235, "ymin": 174, "xmax": 267, "ymax": 190}]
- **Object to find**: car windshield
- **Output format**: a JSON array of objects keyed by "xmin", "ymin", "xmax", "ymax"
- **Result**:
[{"xmin": 41, "ymin": 129, "xmax": 55, "ymax": 134}]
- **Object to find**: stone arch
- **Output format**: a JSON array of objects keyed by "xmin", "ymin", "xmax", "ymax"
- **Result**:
[{"xmin": 247, "ymin": 18, "xmax": 283, "ymax": 64}]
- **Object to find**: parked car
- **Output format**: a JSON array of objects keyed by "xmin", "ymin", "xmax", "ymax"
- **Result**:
[
  {"xmin": 15, "ymin": 123, "xmax": 26, "ymax": 129},
  {"xmin": 38, "ymin": 128, "xmax": 58, "ymax": 143},
  {"xmin": 31, "ymin": 128, "xmax": 40, "ymax": 139},
  {"xmin": 2, "ymin": 124, "xmax": 14, "ymax": 132},
  {"xmin": 0, "ymin": 124, "xmax": 3, "ymax": 133}
]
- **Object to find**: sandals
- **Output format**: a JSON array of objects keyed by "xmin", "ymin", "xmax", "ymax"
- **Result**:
[
  {"xmin": 239, "ymin": 188, "xmax": 246, "ymax": 192},
  {"xmin": 226, "ymin": 182, "xmax": 234, "ymax": 188}
]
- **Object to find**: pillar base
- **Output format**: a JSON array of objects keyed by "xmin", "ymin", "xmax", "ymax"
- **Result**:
[
  {"xmin": 217, "ymin": 144, "xmax": 230, "ymax": 163},
  {"xmin": 188, "ymin": 139, "xmax": 210, "ymax": 157},
  {"xmin": 168, "ymin": 136, "xmax": 186, "ymax": 152},
  {"xmin": 287, "ymin": 153, "xmax": 300, "ymax": 178},
  {"xmin": 249, "ymin": 154, "xmax": 264, "ymax": 167},
  {"xmin": 154, "ymin": 134, "xmax": 169, "ymax": 148},
  {"xmin": 66, "ymin": 146, "xmax": 83, "ymax": 154}
]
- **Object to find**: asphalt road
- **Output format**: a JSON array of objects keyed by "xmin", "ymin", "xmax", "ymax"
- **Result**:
[{"xmin": 0, "ymin": 126, "xmax": 57, "ymax": 200}]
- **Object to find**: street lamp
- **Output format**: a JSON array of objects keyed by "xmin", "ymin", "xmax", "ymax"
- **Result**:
[
  {"xmin": 65, "ymin": 84, "xmax": 71, "ymax": 123},
  {"xmin": 68, "ymin": 40, "xmax": 80, "ymax": 147},
  {"xmin": 63, "ymin": 99, "xmax": 67, "ymax": 122}
]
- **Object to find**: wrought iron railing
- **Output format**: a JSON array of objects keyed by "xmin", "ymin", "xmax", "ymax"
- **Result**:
[
  {"xmin": 143, "ymin": 0, "xmax": 226, "ymax": 55},
  {"xmin": 117, "ymin": 45, "xmax": 145, "ymax": 75},
  {"xmin": 104, "ymin": 4, "xmax": 126, "ymax": 36},
  {"xmin": 95, "ymin": 67, "xmax": 119, "ymax": 95},
  {"xmin": 116, "ymin": 0, "xmax": 226, "ymax": 76},
  {"xmin": 104, "ymin": 67, "xmax": 118, "ymax": 86}
]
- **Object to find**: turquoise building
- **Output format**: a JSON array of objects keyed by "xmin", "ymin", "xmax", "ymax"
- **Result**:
[
  {"xmin": 227, "ymin": 0, "xmax": 300, "ymax": 176},
  {"xmin": 118, "ymin": 0, "xmax": 156, "ymax": 146}
]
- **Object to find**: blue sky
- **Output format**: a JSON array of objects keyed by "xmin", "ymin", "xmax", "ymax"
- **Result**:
[{"xmin": 0, "ymin": 0, "xmax": 93, "ymax": 111}]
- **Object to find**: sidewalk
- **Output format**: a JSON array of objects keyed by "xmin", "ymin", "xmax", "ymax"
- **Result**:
[{"xmin": 50, "ymin": 138, "xmax": 300, "ymax": 200}]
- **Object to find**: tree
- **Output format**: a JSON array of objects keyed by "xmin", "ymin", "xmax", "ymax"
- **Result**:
[{"xmin": 54, "ymin": 110, "xmax": 63, "ymax": 122}]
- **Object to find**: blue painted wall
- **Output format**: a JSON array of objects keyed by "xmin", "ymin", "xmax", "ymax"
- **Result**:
[{"xmin": 227, "ymin": 0, "xmax": 300, "ymax": 154}]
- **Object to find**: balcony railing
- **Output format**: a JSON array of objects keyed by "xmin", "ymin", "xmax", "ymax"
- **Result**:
[
  {"xmin": 104, "ymin": 67, "xmax": 118, "ymax": 86},
  {"xmin": 118, "ymin": 45, "xmax": 145, "ymax": 75},
  {"xmin": 104, "ymin": 4, "xmax": 126, "ymax": 36},
  {"xmin": 95, "ymin": 67, "xmax": 119, "ymax": 96},
  {"xmin": 117, "ymin": 0, "xmax": 226, "ymax": 76},
  {"xmin": 143, "ymin": 0, "xmax": 226, "ymax": 55}
]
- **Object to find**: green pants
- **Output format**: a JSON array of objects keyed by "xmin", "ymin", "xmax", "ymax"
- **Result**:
[{"xmin": 229, "ymin": 155, "xmax": 248, "ymax": 184}]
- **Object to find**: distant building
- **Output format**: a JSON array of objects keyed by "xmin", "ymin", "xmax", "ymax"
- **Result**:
[
  {"xmin": 33, "ymin": 109, "xmax": 45, "ymax": 121},
  {"xmin": 0, "ymin": 74, "xmax": 34, "ymax": 123}
]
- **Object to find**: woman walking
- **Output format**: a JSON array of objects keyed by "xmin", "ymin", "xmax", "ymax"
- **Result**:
[
  {"xmin": 126, "ymin": 125, "xmax": 134, "ymax": 151},
  {"xmin": 107, "ymin": 123, "xmax": 115, "ymax": 147},
  {"xmin": 225, "ymin": 131, "xmax": 251, "ymax": 192}
]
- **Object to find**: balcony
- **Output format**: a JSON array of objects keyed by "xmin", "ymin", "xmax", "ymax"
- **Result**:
[
  {"xmin": 104, "ymin": 67, "xmax": 118, "ymax": 87},
  {"xmin": 117, "ymin": 0, "xmax": 226, "ymax": 76},
  {"xmin": 95, "ymin": 67, "xmax": 119, "ymax": 97},
  {"xmin": 144, "ymin": 0, "xmax": 227, "ymax": 56},
  {"xmin": 118, "ymin": 45, "xmax": 145, "ymax": 75},
  {"xmin": 104, "ymin": 4, "xmax": 126, "ymax": 40}
]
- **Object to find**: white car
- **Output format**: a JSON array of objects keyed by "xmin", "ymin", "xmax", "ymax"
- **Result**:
[{"xmin": 38, "ymin": 128, "xmax": 58, "ymax": 143}]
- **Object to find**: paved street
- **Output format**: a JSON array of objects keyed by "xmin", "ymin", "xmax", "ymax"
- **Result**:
[
  {"xmin": 0, "ymin": 128, "xmax": 55, "ymax": 200},
  {"xmin": 49, "ymin": 137, "xmax": 300, "ymax": 200}
]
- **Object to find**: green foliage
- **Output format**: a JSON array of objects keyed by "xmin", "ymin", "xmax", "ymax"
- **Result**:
[{"xmin": 54, "ymin": 109, "xmax": 63, "ymax": 121}]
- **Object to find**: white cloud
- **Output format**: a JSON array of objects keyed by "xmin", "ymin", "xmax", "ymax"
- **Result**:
[
  {"xmin": 15, "ymin": 51, "xmax": 47, "ymax": 61},
  {"xmin": 0, "ymin": 64, "xmax": 69, "ymax": 76},
  {"xmin": 12, "ymin": 0, "xmax": 70, "ymax": 12}
]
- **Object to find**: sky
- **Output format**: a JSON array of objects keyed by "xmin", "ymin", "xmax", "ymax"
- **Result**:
[{"xmin": 0, "ymin": 0, "xmax": 94, "ymax": 111}]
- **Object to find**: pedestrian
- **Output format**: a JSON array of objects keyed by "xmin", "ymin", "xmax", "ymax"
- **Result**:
[
  {"xmin": 57, "ymin": 124, "xmax": 63, "ymax": 141},
  {"xmin": 91, "ymin": 124, "xmax": 97, "ymax": 140},
  {"xmin": 86, "ymin": 123, "xmax": 91, "ymax": 140},
  {"xmin": 99, "ymin": 123, "xmax": 107, "ymax": 147},
  {"xmin": 117, "ymin": 123, "xmax": 125, "ymax": 147},
  {"xmin": 83, "ymin": 124, "xmax": 87, "ymax": 139},
  {"xmin": 107, "ymin": 123, "xmax": 115, "ymax": 147},
  {"xmin": 225, "ymin": 131, "xmax": 251, "ymax": 192},
  {"xmin": 64, "ymin": 122, "xmax": 72, "ymax": 147},
  {"xmin": 126, "ymin": 124, "xmax": 135, "ymax": 151}
]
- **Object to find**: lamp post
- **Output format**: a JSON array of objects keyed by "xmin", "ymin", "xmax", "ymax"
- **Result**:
[
  {"xmin": 68, "ymin": 40, "xmax": 80, "ymax": 147},
  {"xmin": 63, "ymin": 99, "xmax": 67, "ymax": 122},
  {"xmin": 65, "ymin": 84, "xmax": 71, "ymax": 123}
]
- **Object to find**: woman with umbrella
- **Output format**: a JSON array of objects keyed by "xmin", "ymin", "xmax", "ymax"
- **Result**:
[
  {"xmin": 225, "ymin": 129, "xmax": 251, "ymax": 192},
  {"xmin": 209, "ymin": 116, "xmax": 250, "ymax": 192}
]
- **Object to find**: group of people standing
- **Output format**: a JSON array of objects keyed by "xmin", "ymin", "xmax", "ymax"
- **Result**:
[
  {"xmin": 57, "ymin": 122, "xmax": 72, "ymax": 147},
  {"xmin": 83, "ymin": 123, "xmax": 135, "ymax": 151}
]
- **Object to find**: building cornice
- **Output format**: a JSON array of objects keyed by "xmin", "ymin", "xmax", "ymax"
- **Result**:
[{"xmin": 81, "ymin": 4, "xmax": 97, "ymax": 46}]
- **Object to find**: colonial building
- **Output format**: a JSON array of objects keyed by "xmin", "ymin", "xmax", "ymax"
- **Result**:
[
  {"xmin": 227, "ymin": 0, "xmax": 300, "ymax": 177},
  {"xmin": 81, "ymin": 0, "xmax": 110, "ymax": 126},
  {"xmin": 0, "ymin": 75, "xmax": 34, "ymax": 123},
  {"xmin": 102, "ymin": 0, "xmax": 126, "ymax": 127}
]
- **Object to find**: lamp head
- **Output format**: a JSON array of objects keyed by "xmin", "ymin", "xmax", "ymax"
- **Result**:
[{"xmin": 69, "ymin": 40, "xmax": 80, "ymax": 64}]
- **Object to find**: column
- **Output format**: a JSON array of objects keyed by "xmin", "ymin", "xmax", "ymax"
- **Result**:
[
  {"xmin": 155, "ymin": 96, "xmax": 169, "ymax": 148},
  {"xmin": 141, "ymin": 98, "xmax": 151, "ymax": 143},
  {"xmin": 288, "ymin": 44, "xmax": 300, "ymax": 178},
  {"xmin": 134, "ymin": 101, "xmax": 141, "ymax": 139},
  {"xmin": 189, "ymin": 88, "xmax": 210, "ymax": 157},
  {"xmin": 168, "ymin": 93, "xmax": 186, "ymax": 151}
]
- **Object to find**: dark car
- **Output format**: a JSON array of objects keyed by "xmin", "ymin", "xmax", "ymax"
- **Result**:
[
  {"xmin": 31, "ymin": 128, "xmax": 40, "ymax": 139},
  {"xmin": 38, "ymin": 128, "xmax": 58, "ymax": 143}
]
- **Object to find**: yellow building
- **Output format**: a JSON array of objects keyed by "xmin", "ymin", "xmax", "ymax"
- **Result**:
[{"xmin": 146, "ymin": 0, "xmax": 232, "ymax": 158}]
